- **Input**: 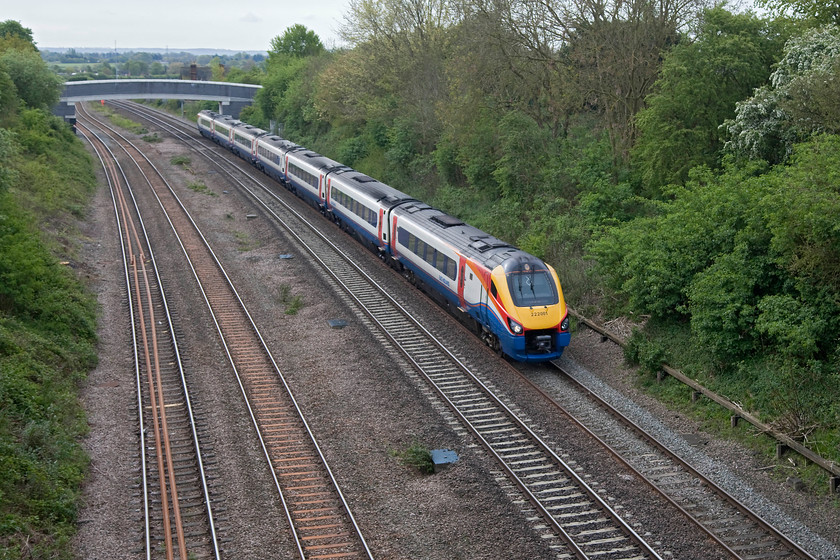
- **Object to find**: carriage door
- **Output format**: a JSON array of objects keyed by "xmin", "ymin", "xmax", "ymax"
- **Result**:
[
  {"xmin": 325, "ymin": 177, "xmax": 331, "ymax": 210},
  {"xmin": 457, "ymin": 257, "xmax": 467, "ymax": 310}
]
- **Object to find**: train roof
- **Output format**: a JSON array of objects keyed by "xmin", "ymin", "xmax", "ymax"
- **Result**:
[
  {"xmin": 257, "ymin": 135, "xmax": 300, "ymax": 154},
  {"xmin": 232, "ymin": 122, "xmax": 266, "ymax": 138},
  {"xmin": 287, "ymin": 149, "xmax": 342, "ymax": 172},
  {"xmin": 212, "ymin": 114, "xmax": 241, "ymax": 128},
  {"xmin": 329, "ymin": 169, "xmax": 415, "ymax": 209},
  {"xmin": 393, "ymin": 203, "xmax": 528, "ymax": 269}
]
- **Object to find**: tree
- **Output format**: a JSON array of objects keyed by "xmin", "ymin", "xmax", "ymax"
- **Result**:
[
  {"xmin": 0, "ymin": 128, "xmax": 18, "ymax": 193},
  {"xmin": 0, "ymin": 20, "xmax": 34, "ymax": 46},
  {"xmin": 723, "ymin": 25, "xmax": 840, "ymax": 163},
  {"xmin": 632, "ymin": 8, "xmax": 784, "ymax": 191},
  {"xmin": 269, "ymin": 24, "xmax": 325, "ymax": 61},
  {"xmin": 757, "ymin": 0, "xmax": 840, "ymax": 25},
  {"xmin": 0, "ymin": 48, "xmax": 63, "ymax": 109},
  {"xmin": 338, "ymin": 0, "xmax": 456, "ymax": 152},
  {"xmin": 466, "ymin": 0, "xmax": 701, "ymax": 162}
]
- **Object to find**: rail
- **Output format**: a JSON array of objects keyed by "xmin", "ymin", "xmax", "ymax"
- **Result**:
[{"xmin": 569, "ymin": 309, "xmax": 840, "ymax": 493}]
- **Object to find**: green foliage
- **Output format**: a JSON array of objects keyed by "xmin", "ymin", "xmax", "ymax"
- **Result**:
[
  {"xmin": 0, "ymin": 106, "xmax": 98, "ymax": 557},
  {"xmin": 723, "ymin": 25, "xmax": 840, "ymax": 164},
  {"xmin": 187, "ymin": 181, "xmax": 215, "ymax": 196},
  {"xmin": 757, "ymin": 0, "xmax": 840, "ymax": 25},
  {"xmin": 390, "ymin": 441, "xmax": 434, "ymax": 474},
  {"xmin": 269, "ymin": 24, "xmax": 325, "ymax": 61},
  {"xmin": 632, "ymin": 8, "xmax": 784, "ymax": 192},
  {"xmin": 624, "ymin": 330, "xmax": 667, "ymax": 375},
  {"xmin": 254, "ymin": 55, "xmax": 324, "ymax": 141},
  {"xmin": 0, "ymin": 127, "xmax": 17, "ymax": 192},
  {"xmin": 687, "ymin": 242, "xmax": 767, "ymax": 362},
  {"xmin": 0, "ymin": 20, "xmax": 35, "ymax": 45},
  {"xmin": 755, "ymin": 295, "xmax": 826, "ymax": 359},
  {"xmin": 444, "ymin": 107, "xmax": 500, "ymax": 195},
  {"xmin": 0, "ymin": 65, "xmax": 19, "ymax": 127},
  {"xmin": 277, "ymin": 284, "xmax": 304, "ymax": 315},
  {"xmin": 0, "ymin": 48, "xmax": 63, "ymax": 109},
  {"xmin": 594, "ymin": 133, "xmax": 840, "ymax": 391},
  {"xmin": 589, "ymin": 162, "xmax": 768, "ymax": 321},
  {"xmin": 12, "ymin": 110, "xmax": 96, "ymax": 222},
  {"xmin": 170, "ymin": 155, "xmax": 192, "ymax": 170},
  {"xmin": 492, "ymin": 111, "xmax": 552, "ymax": 200}
]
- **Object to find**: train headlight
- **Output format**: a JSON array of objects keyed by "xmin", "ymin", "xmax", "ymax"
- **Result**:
[
  {"xmin": 560, "ymin": 316, "xmax": 569, "ymax": 331},
  {"xmin": 507, "ymin": 317, "xmax": 524, "ymax": 334}
]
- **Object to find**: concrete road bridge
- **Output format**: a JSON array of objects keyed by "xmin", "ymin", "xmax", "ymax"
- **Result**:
[{"xmin": 55, "ymin": 79, "xmax": 261, "ymax": 122}]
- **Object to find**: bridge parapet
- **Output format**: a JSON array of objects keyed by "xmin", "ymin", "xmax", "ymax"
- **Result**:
[{"xmin": 56, "ymin": 79, "xmax": 261, "ymax": 121}]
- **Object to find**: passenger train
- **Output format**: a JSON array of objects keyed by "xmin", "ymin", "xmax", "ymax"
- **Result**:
[{"xmin": 197, "ymin": 109, "xmax": 570, "ymax": 362}]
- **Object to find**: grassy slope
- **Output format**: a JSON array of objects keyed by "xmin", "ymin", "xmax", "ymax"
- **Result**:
[{"xmin": 0, "ymin": 109, "xmax": 99, "ymax": 559}]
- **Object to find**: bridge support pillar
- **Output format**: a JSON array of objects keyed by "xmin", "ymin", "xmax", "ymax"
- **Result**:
[
  {"xmin": 52, "ymin": 101, "xmax": 76, "ymax": 123},
  {"xmin": 220, "ymin": 100, "xmax": 249, "ymax": 118}
]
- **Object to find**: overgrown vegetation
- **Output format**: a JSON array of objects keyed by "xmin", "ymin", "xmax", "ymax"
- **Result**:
[
  {"xmin": 277, "ymin": 284, "xmax": 304, "ymax": 315},
  {"xmin": 89, "ymin": 103, "xmax": 148, "ymax": 135},
  {"xmin": 170, "ymin": 154, "xmax": 193, "ymax": 173},
  {"xmin": 232, "ymin": 230, "xmax": 257, "ymax": 251},
  {"xmin": 187, "ymin": 180, "xmax": 215, "ymax": 196},
  {"xmin": 0, "ymin": 20, "xmax": 99, "ymax": 558},
  {"xmin": 390, "ymin": 441, "xmax": 434, "ymax": 474}
]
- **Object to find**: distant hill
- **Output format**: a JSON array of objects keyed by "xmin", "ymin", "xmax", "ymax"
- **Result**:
[{"xmin": 41, "ymin": 47, "xmax": 267, "ymax": 56}]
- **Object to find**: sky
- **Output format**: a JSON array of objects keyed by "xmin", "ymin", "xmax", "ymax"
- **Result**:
[{"xmin": 6, "ymin": 0, "xmax": 351, "ymax": 53}]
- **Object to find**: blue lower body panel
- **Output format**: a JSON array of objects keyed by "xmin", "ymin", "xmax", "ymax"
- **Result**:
[{"xmin": 504, "ymin": 331, "xmax": 570, "ymax": 363}]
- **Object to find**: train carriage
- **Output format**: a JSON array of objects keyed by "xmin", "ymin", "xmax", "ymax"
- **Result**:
[
  {"xmin": 231, "ymin": 123, "xmax": 267, "ymax": 164},
  {"xmin": 208, "ymin": 112, "xmax": 242, "ymax": 149},
  {"xmin": 255, "ymin": 135, "xmax": 300, "ymax": 184},
  {"xmin": 325, "ymin": 169, "xmax": 414, "ymax": 251},
  {"xmin": 284, "ymin": 150, "xmax": 344, "ymax": 210}
]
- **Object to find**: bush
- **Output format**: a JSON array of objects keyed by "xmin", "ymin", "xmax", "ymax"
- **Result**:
[{"xmin": 390, "ymin": 441, "xmax": 434, "ymax": 474}]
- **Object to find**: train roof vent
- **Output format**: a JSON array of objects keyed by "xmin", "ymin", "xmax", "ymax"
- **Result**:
[
  {"xmin": 431, "ymin": 214, "xmax": 464, "ymax": 228},
  {"xmin": 353, "ymin": 175, "xmax": 378, "ymax": 183},
  {"xmin": 470, "ymin": 236, "xmax": 511, "ymax": 253},
  {"xmin": 470, "ymin": 239, "xmax": 492, "ymax": 252},
  {"xmin": 403, "ymin": 202, "xmax": 430, "ymax": 213}
]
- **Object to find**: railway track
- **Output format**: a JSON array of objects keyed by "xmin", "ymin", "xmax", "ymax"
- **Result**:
[
  {"xmin": 78, "ymin": 103, "xmax": 373, "ymax": 560},
  {"xmin": 526, "ymin": 360, "xmax": 821, "ymax": 560},
  {"xmin": 78, "ymin": 120, "xmax": 222, "ymax": 559},
  {"xmin": 105, "ymin": 101, "xmax": 670, "ymax": 559}
]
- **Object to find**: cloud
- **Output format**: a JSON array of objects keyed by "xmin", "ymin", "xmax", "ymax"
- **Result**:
[{"xmin": 240, "ymin": 12, "xmax": 261, "ymax": 23}]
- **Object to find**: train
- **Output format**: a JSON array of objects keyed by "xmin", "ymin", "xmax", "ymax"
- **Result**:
[{"xmin": 197, "ymin": 109, "xmax": 570, "ymax": 362}]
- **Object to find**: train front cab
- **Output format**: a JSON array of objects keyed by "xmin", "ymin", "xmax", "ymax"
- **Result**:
[{"xmin": 489, "ymin": 258, "xmax": 570, "ymax": 362}]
